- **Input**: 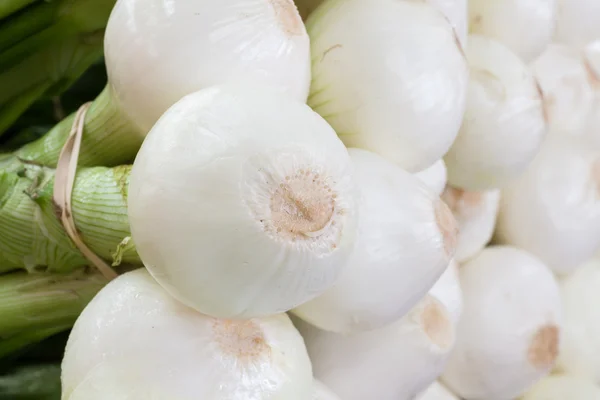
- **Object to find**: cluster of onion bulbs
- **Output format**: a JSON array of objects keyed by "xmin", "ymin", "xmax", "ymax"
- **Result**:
[{"xmin": 61, "ymin": 0, "xmax": 600, "ymax": 399}]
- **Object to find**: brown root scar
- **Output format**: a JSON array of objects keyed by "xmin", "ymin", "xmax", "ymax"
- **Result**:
[
  {"xmin": 269, "ymin": 0, "xmax": 304, "ymax": 37},
  {"xmin": 212, "ymin": 319, "xmax": 271, "ymax": 361},
  {"xmin": 434, "ymin": 198, "xmax": 458, "ymax": 259},
  {"xmin": 528, "ymin": 324, "xmax": 559, "ymax": 369},
  {"xmin": 420, "ymin": 296, "xmax": 454, "ymax": 351}
]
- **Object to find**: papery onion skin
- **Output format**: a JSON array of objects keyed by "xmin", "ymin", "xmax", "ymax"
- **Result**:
[
  {"xmin": 554, "ymin": 0, "xmax": 600, "ymax": 49},
  {"xmin": 292, "ymin": 149, "xmax": 457, "ymax": 333},
  {"xmin": 555, "ymin": 257, "xmax": 600, "ymax": 382},
  {"xmin": 442, "ymin": 186, "xmax": 500, "ymax": 263},
  {"xmin": 531, "ymin": 44, "xmax": 595, "ymax": 140},
  {"xmin": 415, "ymin": 159, "xmax": 448, "ymax": 196},
  {"xmin": 105, "ymin": 0, "xmax": 311, "ymax": 133},
  {"xmin": 442, "ymin": 246, "xmax": 562, "ymax": 400},
  {"xmin": 522, "ymin": 374, "xmax": 600, "ymax": 400},
  {"xmin": 307, "ymin": 0, "xmax": 468, "ymax": 172},
  {"xmin": 295, "ymin": 295, "xmax": 456, "ymax": 400},
  {"xmin": 127, "ymin": 83, "xmax": 358, "ymax": 319},
  {"xmin": 61, "ymin": 269, "xmax": 313, "ymax": 400},
  {"xmin": 468, "ymin": 0, "xmax": 557, "ymax": 62},
  {"xmin": 445, "ymin": 35, "xmax": 547, "ymax": 190},
  {"xmin": 495, "ymin": 138, "xmax": 600, "ymax": 274}
]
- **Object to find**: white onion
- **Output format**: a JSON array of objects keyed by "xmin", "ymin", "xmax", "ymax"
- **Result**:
[
  {"xmin": 445, "ymin": 35, "xmax": 547, "ymax": 190},
  {"xmin": 61, "ymin": 269, "xmax": 313, "ymax": 400},
  {"xmin": 522, "ymin": 374, "xmax": 600, "ymax": 400},
  {"xmin": 555, "ymin": 257, "xmax": 600, "ymax": 381},
  {"xmin": 495, "ymin": 137, "xmax": 600, "ymax": 274},
  {"xmin": 554, "ymin": 0, "xmax": 600, "ymax": 49},
  {"xmin": 313, "ymin": 379, "xmax": 340, "ymax": 400},
  {"xmin": 416, "ymin": 381, "xmax": 459, "ymax": 400},
  {"xmin": 531, "ymin": 44, "xmax": 595, "ymax": 140},
  {"xmin": 429, "ymin": 260, "xmax": 463, "ymax": 324},
  {"xmin": 468, "ymin": 0, "xmax": 557, "ymax": 62},
  {"xmin": 441, "ymin": 186, "xmax": 500, "ymax": 263},
  {"xmin": 292, "ymin": 149, "xmax": 457, "ymax": 333},
  {"xmin": 307, "ymin": 0, "xmax": 468, "ymax": 172},
  {"xmin": 295, "ymin": 295, "xmax": 456, "ymax": 400},
  {"xmin": 441, "ymin": 246, "xmax": 562, "ymax": 400},
  {"xmin": 104, "ymin": 0, "xmax": 310, "ymax": 133},
  {"xmin": 127, "ymin": 83, "xmax": 358, "ymax": 319},
  {"xmin": 415, "ymin": 159, "xmax": 448, "ymax": 196}
]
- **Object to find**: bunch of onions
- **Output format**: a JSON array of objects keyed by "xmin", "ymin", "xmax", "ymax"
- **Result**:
[
  {"xmin": 306, "ymin": 0, "xmax": 468, "ymax": 172},
  {"xmin": 444, "ymin": 35, "xmax": 547, "ymax": 190},
  {"xmin": 441, "ymin": 246, "xmax": 562, "ymax": 400},
  {"xmin": 467, "ymin": 0, "xmax": 557, "ymax": 62},
  {"xmin": 127, "ymin": 83, "xmax": 359, "ymax": 319},
  {"xmin": 61, "ymin": 269, "xmax": 314, "ymax": 400},
  {"xmin": 292, "ymin": 149, "xmax": 457, "ymax": 333}
]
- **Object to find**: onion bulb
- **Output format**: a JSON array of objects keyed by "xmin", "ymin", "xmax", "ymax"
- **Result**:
[
  {"xmin": 531, "ymin": 44, "xmax": 595, "ymax": 139},
  {"xmin": 292, "ymin": 149, "xmax": 457, "ymax": 333},
  {"xmin": 444, "ymin": 35, "xmax": 547, "ymax": 190},
  {"xmin": 295, "ymin": 295, "xmax": 456, "ymax": 400},
  {"xmin": 404, "ymin": 0, "xmax": 468, "ymax": 48},
  {"xmin": 429, "ymin": 260, "xmax": 463, "ymax": 324},
  {"xmin": 415, "ymin": 159, "xmax": 448, "ymax": 196},
  {"xmin": 105, "ymin": 0, "xmax": 310, "ymax": 133},
  {"xmin": 416, "ymin": 382, "xmax": 459, "ymax": 400},
  {"xmin": 128, "ymin": 83, "xmax": 358, "ymax": 319},
  {"xmin": 441, "ymin": 186, "xmax": 500, "ymax": 263},
  {"xmin": 555, "ymin": 257, "xmax": 600, "ymax": 381},
  {"xmin": 522, "ymin": 374, "xmax": 600, "ymax": 400},
  {"xmin": 441, "ymin": 246, "xmax": 562, "ymax": 400},
  {"xmin": 554, "ymin": 0, "xmax": 600, "ymax": 49},
  {"xmin": 495, "ymin": 138, "xmax": 600, "ymax": 274},
  {"xmin": 314, "ymin": 380, "xmax": 340, "ymax": 400},
  {"xmin": 306, "ymin": 0, "xmax": 468, "ymax": 172},
  {"xmin": 61, "ymin": 269, "xmax": 313, "ymax": 400},
  {"xmin": 468, "ymin": 0, "xmax": 557, "ymax": 62}
]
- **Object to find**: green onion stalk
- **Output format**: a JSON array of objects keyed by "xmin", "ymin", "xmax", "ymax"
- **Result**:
[
  {"xmin": 0, "ymin": 269, "xmax": 107, "ymax": 359},
  {"xmin": 0, "ymin": 0, "xmax": 117, "ymax": 138}
]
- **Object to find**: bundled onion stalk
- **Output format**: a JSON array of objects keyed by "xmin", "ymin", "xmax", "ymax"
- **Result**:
[
  {"xmin": 8, "ymin": 0, "xmax": 310, "ymax": 168},
  {"xmin": 0, "ymin": 158, "xmax": 137, "ymax": 274}
]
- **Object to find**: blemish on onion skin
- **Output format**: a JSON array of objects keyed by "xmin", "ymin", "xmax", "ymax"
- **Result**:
[
  {"xmin": 321, "ymin": 44, "xmax": 343, "ymax": 62},
  {"xmin": 534, "ymin": 79, "xmax": 550, "ymax": 125},
  {"xmin": 269, "ymin": 0, "xmax": 304, "ymax": 37},
  {"xmin": 420, "ymin": 297, "xmax": 453, "ymax": 350},
  {"xmin": 434, "ymin": 199, "xmax": 459, "ymax": 259},
  {"xmin": 212, "ymin": 319, "xmax": 271, "ymax": 361},
  {"xmin": 528, "ymin": 324, "xmax": 559, "ymax": 369}
]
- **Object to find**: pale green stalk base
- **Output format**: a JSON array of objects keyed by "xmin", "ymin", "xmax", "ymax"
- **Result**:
[
  {"xmin": 15, "ymin": 86, "xmax": 144, "ymax": 167},
  {"xmin": 0, "ymin": 160, "xmax": 139, "ymax": 273}
]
